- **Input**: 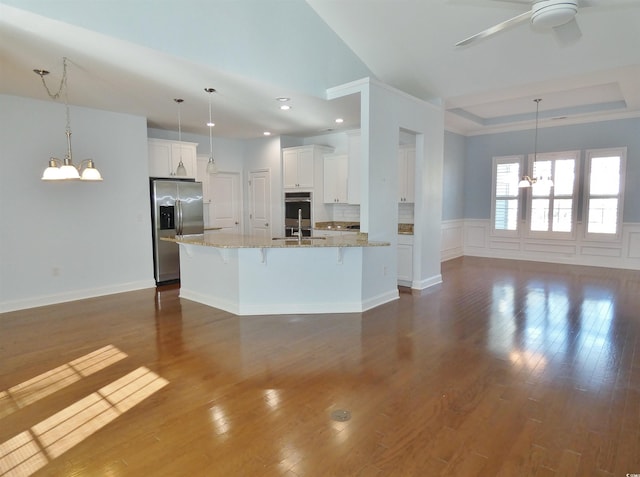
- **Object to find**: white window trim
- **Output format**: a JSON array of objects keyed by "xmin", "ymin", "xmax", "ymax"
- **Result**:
[
  {"xmin": 583, "ymin": 146, "xmax": 627, "ymax": 242},
  {"xmin": 491, "ymin": 155, "xmax": 523, "ymax": 238},
  {"xmin": 525, "ymin": 150, "xmax": 580, "ymax": 240}
]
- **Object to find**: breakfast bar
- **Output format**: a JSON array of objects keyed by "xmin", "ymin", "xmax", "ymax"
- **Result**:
[{"xmin": 164, "ymin": 233, "xmax": 392, "ymax": 316}]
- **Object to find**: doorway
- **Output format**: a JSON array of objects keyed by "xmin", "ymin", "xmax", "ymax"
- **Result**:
[{"xmin": 248, "ymin": 169, "xmax": 271, "ymax": 238}]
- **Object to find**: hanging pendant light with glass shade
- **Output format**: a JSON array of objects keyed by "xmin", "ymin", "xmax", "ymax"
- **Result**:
[
  {"xmin": 205, "ymin": 88, "xmax": 218, "ymax": 174},
  {"xmin": 519, "ymin": 98, "xmax": 552, "ymax": 189},
  {"xmin": 37, "ymin": 57, "xmax": 103, "ymax": 181},
  {"xmin": 174, "ymin": 98, "xmax": 187, "ymax": 176}
]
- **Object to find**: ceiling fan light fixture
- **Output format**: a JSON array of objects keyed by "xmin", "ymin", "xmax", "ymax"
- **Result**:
[{"xmin": 531, "ymin": 0, "xmax": 578, "ymax": 29}]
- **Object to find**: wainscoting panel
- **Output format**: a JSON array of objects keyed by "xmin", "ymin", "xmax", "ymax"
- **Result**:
[
  {"xmin": 457, "ymin": 220, "xmax": 640, "ymax": 270},
  {"xmin": 628, "ymin": 232, "xmax": 640, "ymax": 259},
  {"xmin": 441, "ymin": 220, "xmax": 464, "ymax": 261}
]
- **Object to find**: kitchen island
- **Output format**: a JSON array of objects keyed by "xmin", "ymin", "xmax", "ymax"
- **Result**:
[{"xmin": 163, "ymin": 233, "xmax": 393, "ymax": 316}]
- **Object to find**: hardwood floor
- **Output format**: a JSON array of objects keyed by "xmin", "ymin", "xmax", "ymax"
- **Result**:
[{"xmin": 1, "ymin": 257, "xmax": 639, "ymax": 476}]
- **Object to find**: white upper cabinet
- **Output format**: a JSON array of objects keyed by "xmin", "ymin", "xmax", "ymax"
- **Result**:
[
  {"xmin": 282, "ymin": 145, "xmax": 334, "ymax": 190},
  {"xmin": 346, "ymin": 130, "xmax": 361, "ymax": 205},
  {"xmin": 148, "ymin": 138, "xmax": 197, "ymax": 179},
  {"xmin": 398, "ymin": 145, "xmax": 415, "ymax": 203},
  {"xmin": 283, "ymin": 146, "xmax": 314, "ymax": 189},
  {"xmin": 323, "ymin": 154, "xmax": 348, "ymax": 204}
]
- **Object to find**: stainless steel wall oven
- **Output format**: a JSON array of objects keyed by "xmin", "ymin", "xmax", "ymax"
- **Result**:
[{"xmin": 284, "ymin": 192, "xmax": 312, "ymax": 237}]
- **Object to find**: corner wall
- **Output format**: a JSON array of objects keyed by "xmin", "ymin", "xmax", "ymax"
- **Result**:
[{"xmin": 0, "ymin": 95, "xmax": 155, "ymax": 312}]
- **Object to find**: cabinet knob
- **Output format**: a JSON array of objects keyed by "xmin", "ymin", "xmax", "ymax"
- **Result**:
[{"xmin": 265, "ymin": 222, "xmax": 269, "ymax": 227}]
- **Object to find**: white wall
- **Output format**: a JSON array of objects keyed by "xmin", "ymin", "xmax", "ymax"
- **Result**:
[{"xmin": 0, "ymin": 95, "xmax": 155, "ymax": 312}]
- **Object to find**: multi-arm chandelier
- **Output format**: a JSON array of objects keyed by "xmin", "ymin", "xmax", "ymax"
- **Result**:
[{"xmin": 37, "ymin": 57, "xmax": 103, "ymax": 181}]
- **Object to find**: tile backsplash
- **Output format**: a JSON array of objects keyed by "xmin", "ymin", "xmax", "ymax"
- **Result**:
[
  {"xmin": 398, "ymin": 203, "xmax": 414, "ymax": 223},
  {"xmin": 328, "ymin": 203, "xmax": 414, "ymax": 224}
]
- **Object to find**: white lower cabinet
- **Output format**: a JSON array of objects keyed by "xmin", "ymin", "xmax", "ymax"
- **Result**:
[{"xmin": 397, "ymin": 234, "xmax": 413, "ymax": 286}]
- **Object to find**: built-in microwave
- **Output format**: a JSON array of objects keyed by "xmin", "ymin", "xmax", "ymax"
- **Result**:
[{"xmin": 284, "ymin": 192, "xmax": 312, "ymax": 237}]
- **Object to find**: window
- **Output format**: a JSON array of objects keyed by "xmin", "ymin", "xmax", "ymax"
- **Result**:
[
  {"xmin": 492, "ymin": 156, "xmax": 522, "ymax": 235},
  {"xmin": 527, "ymin": 151, "xmax": 579, "ymax": 238},
  {"xmin": 584, "ymin": 147, "xmax": 626, "ymax": 239}
]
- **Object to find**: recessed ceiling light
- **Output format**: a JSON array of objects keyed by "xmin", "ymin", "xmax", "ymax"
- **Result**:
[
  {"xmin": 335, "ymin": 118, "xmax": 344, "ymax": 124},
  {"xmin": 263, "ymin": 131, "xmax": 271, "ymax": 136},
  {"xmin": 280, "ymin": 104, "xmax": 291, "ymax": 111},
  {"xmin": 276, "ymin": 97, "xmax": 290, "ymax": 102}
]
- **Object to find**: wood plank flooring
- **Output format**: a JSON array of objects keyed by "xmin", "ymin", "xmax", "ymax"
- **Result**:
[{"xmin": 1, "ymin": 257, "xmax": 639, "ymax": 476}]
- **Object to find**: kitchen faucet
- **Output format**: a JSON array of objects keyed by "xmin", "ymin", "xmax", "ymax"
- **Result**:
[{"xmin": 296, "ymin": 208, "xmax": 303, "ymax": 240}]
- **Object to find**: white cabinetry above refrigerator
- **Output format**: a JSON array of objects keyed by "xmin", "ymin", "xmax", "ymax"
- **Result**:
[{"xmin": 148, "ymin": 138, "xmax": 198, "ymax": 179}]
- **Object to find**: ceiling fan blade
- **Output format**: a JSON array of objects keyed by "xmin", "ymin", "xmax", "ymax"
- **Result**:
[
  {"xmin": 455, "ymin": 10, "xmax": 532, "ymax": 47},
  {"xmin": 579, "ymin": 0, "xmax": 640, "ymax": 7},
  {"xmin": 553, "ymin": 17, "xmax": 582, "ymax": 45}
]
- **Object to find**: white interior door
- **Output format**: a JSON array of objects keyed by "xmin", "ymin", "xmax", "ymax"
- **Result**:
[
  {"xmin": 209, "ymin": 172, "xmax": 242, "ymax": 234},
  {"xmin": 249, "ymin": 169, "xmax": 271, "ymax": 238}
]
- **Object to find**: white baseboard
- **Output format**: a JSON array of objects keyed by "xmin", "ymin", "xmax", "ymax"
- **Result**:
[
  {"xmin": 413, "ymin": 274, "xmax": 443, "ymax": 290},
  {"xmin": 0, "ymin": 279, "xmax": 156, "ymax": 314}
]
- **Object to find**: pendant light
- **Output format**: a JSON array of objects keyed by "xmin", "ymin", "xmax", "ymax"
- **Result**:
[
  {"xmin": 37, "ymin": 57, "xmax": 103, "ymax": 181},
  {"xmin": 205, "ymin": 88, "xmax": 218, "ymax": 174},
  {"xmin": 519, "ymin": 98, "xmax": 552, "ymax": 188},
  {"xmin": 174, "ymin": 98, "xmax": 187, "ymax": 176}
]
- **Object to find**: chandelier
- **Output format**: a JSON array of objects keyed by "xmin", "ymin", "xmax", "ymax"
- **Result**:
[
  {"xmin": 37, "ymin": 57, "xmax": 103, "ymax": 181},
  {"xmin": 519, "ymin": 98, "xmax": 553, "ymax": 188}
]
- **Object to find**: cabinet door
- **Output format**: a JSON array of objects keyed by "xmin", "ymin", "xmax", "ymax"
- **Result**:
[
  {"xmin": 404, "ymin": 148, "xmax": 415, "ymax": 203},
  {"xmin": 296, "ymin": 148, "xmax": 314, "ymax": 188},
  {"xmin": 397, "ymin": 243, "xmax": 413, "ymax": 284},
  {"xmin": 347, "ymin": 131, "xmax": 361, "ymax": 204},
  {"xmin": 323, "ymin": 155, "xmax": 348, "ymax": 203},
  {"xmin": 398, "ymin": 147, "xmax": 415, "ymax": 203},
  {"xmin": 283, "ymin": 150, "xmax": 299, "ymax": 189},
  {"xmin": 148, "ymin": 140, "xmax": 172, "ymax": 177}
]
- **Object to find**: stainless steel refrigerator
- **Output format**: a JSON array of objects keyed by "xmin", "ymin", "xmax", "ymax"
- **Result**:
[{"xmin": 150, "ymin": 179, "xmax": 204, "ymax": 285}]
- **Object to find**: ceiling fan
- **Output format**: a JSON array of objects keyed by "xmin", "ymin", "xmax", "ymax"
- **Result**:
[{"xmin": 455, "ymin": 0, "xmax": 633, "ymax": 47}]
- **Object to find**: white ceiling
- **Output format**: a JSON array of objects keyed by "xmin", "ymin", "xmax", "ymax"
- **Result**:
[{"xmin": 1, "ymin": 0, "xmax": 639, "ymax": 139}]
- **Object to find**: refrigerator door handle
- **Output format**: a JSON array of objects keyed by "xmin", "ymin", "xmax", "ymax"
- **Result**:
[{"xmin": 176, "ymin": 199, "xmax": 182, "ymax": 235}]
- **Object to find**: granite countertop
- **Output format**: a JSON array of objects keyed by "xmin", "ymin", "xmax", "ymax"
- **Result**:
[
  {"xmin": 315, "ymin": 221, "xmax": 414, "ymax": 235},
  {"xmin": 162, "ymin": 233, "xmax": 389, "ymax": 249}
]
